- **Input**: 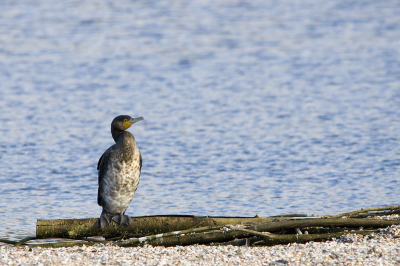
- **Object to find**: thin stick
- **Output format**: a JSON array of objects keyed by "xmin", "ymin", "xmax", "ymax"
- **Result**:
[
  {"xmin": 248, "ymin": 218, "xmax": 400, "ymax": 232},
  {"xmin": 253, "ymin": 230, "xmax": 375, "ymax": 246},
  {"xmin": 0, "ymin": 239, "xmax": 18, "ymax": 245},
  {"xmin": 329, "ymin": 205, "xmax": 400, "ymax": 218},
  {"xmin": 15, "ymin": 237, "xmax": 37, "ymax": 247}
]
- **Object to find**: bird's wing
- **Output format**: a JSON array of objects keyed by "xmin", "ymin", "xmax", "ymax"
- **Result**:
[
  {"xmin": 139, "ymin": 152, "xmax": 142, "ymax": 170},
  {"xmin": 97, "ymin": 145, "xmax": 115, "ymax": 206}
]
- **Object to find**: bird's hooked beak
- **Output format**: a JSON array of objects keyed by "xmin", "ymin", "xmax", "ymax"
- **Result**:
[{"xmin": 124, "ymin": 116, "xmax": 144, "ymax": 128}]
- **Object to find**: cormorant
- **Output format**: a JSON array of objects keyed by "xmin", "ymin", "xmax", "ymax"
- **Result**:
[{"xmin": 97, "ymin": 115, "xmax": 144, "ymax": 229}]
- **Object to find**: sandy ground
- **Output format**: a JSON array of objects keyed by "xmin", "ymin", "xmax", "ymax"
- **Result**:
[{"xmin": 1, "ymin": 229, "xmax": 400, "ymax": 265}]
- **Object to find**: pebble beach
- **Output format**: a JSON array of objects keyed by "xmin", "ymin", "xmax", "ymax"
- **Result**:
[
  {"xmin": 1, "ymin": 1, "xmax": 400, "ymax": 265},
  {"xmin": 2, "ymin": 226, "xmax": 400, "ymax": 265}
]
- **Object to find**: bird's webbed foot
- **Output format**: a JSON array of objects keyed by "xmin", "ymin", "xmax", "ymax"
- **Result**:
[
  {"xmin": 99, "ymin": 212, "xmax": 113, "ymax": 229},
  {"xmin": 112, "ymin": 213, "xmax": 131, "ymax": 226},
  {"xmin": 99, "ymin": 212, "xmax": 130, "ymax": 229}
]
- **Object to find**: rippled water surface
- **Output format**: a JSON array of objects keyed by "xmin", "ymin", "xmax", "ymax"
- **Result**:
[{"xmin": 1, "ymin": 0, "xmax": 400, "ymax": 241}]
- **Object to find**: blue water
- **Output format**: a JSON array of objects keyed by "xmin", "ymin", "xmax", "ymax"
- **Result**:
[{"xmin": 1, "ymin": 0, "xmax": 400, "ymax": 242}]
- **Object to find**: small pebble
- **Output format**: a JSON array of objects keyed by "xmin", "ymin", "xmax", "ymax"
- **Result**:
[{"xmin": 1, "ymin": 226, "xmax": 400, "ymax": 265}]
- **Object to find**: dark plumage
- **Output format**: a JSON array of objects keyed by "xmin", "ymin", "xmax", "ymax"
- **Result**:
[{"xmin": 97, "ymin": 115, "xmax": 144, "ymax": 229}]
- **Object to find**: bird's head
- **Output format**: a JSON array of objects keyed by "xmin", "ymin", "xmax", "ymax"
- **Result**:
[{"xmin": 111, "ymin": 115, "xmax": 144, "ymax": 141}]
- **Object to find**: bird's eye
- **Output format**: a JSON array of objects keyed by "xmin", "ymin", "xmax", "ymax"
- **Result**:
[{"xmin": 124, "ymin": 119, "xmax": 128, "ymax": 122}]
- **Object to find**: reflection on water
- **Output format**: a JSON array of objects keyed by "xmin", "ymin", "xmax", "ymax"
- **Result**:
[{"xmin": 1, "ymin": 0, "xmax": 400, "ymax": 241}]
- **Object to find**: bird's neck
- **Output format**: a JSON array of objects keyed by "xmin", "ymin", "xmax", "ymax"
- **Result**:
[
  {"xmin": 113, "ymin": 131, "xmax": 135, "ymax": 145},
  {"xmin": 111, "ymin": 128, "xmax": 124, "ymax": 142}
]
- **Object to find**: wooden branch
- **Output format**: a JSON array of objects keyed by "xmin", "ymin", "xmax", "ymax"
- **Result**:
[
  {"xmin": 36, "ymin": 215, "xmax": 285, "ymax": 239},
  {"xmin": 27, "ymin": 228, "xmax": 376, "ymax": 248},
  {"xmin": 14, "ymin": 237, "xmax": 37, "ymax": 247},
  {"xmin": 118, "ymin": 227, "xmax": 253, "ymax": 247},
  {"xmin": 102, "ymin": 225, "xmax": 379, "ymax": 248},
  {"xmin": 29, "ymin": 226, "xmax": 224, "ymax": 248},
  {"xmin": 28, "ymin": 241, "xmax": 100, "ymax": 248},
  {"xmin": 30, "ymin": 227, "xmax": 253, "ymax": 248},
  {"xmin": 215, "ymin": 236, "xmax": 260, "ymax": 246},
  {"xmin": 248, "ymin": 218, "xmax": 400, "ymax": 232},
  {"xmin": 0, "ymin": 238, "xmax": 18, "ymax": 245},
  {"xmin": 30, "ymin": 205, "xmax": 400, "ymax": 248},
  {"xmin": 328, "ymin": 205, "xmax": 400, "ymax": 218},
  {"xmin": 230, "ymin": 227, "xmax": 272, "ymax": 238},
  {"xmin": 253, "ymin": 230, "xmax": 375, "ymax": 246}
]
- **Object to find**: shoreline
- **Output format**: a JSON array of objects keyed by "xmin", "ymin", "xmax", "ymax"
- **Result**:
[{"xmin": 1, "ymin": 227, "xmax": 399, "ymax": 265}]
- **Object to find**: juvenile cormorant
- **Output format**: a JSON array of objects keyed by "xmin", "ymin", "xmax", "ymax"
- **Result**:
[{"xmin": 97, "ymin": 115, "xmax": 144, "ymax": 229}]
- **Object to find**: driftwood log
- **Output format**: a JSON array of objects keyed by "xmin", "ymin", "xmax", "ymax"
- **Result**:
[
  {"xmin": 36, "ymin": 215, "xmax": 290, "ymax": 239},
  {"xmin": 1, "ymin": 205, "xmax": 399, "ymax": 248}
]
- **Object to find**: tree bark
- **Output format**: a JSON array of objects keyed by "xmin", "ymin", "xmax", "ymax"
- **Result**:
[{"xmin": 36, "ymin": 215, "xmax": 285, "ymax": 239}]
